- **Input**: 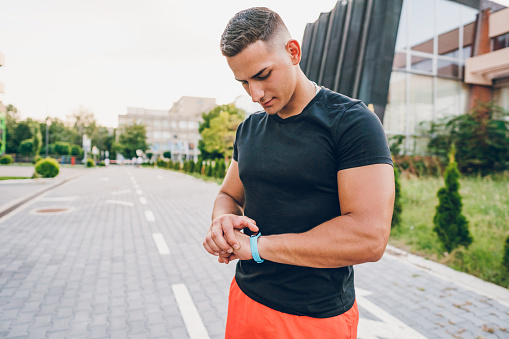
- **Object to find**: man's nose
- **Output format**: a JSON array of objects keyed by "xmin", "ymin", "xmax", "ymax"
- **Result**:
[{"xmin": 249, "ymin": 82, "xmax": 264, "ymax": 103}]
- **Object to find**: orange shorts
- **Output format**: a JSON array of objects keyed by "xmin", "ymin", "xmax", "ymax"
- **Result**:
[{"xmin": 225, "ymin": 278, "xmax": 359, "ymax": 339}]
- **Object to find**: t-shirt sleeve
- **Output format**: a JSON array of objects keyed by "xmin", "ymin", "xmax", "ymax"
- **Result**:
[{"xmin": 335, "ymin": 102, "xmax": 393, "ymax": 171}]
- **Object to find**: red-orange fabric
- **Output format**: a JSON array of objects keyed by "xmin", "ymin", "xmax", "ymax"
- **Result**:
[{"xmin": 225, "ymin": 278, "xmax": 359, "ymax": 339}]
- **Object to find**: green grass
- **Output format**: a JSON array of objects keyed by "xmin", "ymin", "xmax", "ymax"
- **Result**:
[
  {"xmin": 0, "ymin": 176, "xmax": 31, "ymax": 180},
  {"xmin": 390, "ymin": 174, "xmax": 509, "ymax": 288}
]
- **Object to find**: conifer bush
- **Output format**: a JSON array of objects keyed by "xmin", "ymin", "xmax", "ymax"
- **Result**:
[
  {"xmin": 392, "ymin": 165, "xmax": 402, "ymax": 228},
  {"xmin": 433, "ymin": 146, "xmax": 473, "ymax": 252},
  {"xmin": 503, "ymin": 235, "xmax": 509, "ymax": 274},
  {"xmin": 86, "ymin": 158, "xmax": 95, "ymax": 167},
  {"xmin": 0, "ymin": 154, "xmax": 13, "ymax": 164},
  {"xmin": 34, "ymin": 157, "xmax": 60, "ymax": 178}
]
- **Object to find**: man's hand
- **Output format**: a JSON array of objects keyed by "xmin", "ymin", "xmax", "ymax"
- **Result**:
[
  {"xmin": 203, "ymin": 214, "xmax": 258, "ymax": 258},
  {"xmin": 218, "ymin": 230, "xmax": 253, "ymax": 264}
]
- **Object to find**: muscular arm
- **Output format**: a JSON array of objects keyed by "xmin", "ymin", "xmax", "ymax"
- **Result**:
[
  {"xmin": 204, "ymin": 160, "xmax": 258, "ymax": 259},
  {"xmin": 230, "ymin": 164, "xmax": 394, "ymax": 268}
]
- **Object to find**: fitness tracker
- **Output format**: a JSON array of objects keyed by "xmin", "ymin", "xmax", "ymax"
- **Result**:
[{"xmin": 250, "ymin": 232, "xmax": 264, "ymax": 263}]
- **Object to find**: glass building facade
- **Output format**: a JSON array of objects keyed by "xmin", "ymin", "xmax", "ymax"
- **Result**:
[{"xmin": 384, "ymin": 0, "xmax": 479, "ymax": 153}]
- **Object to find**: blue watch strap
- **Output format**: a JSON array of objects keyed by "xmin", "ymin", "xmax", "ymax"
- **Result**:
[{"xmin": 250, "ymin": 232, "xmax": 264, "ymax": 263}]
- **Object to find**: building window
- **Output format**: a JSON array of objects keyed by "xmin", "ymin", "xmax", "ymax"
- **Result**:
[
  {"xmin": 163, "ymin": 131, "xmax": 170, "ymax": 139},
  {"xmin": 171, "ymin": 121, "xmax": 177, "ymax": 128},
  {"xmin": 179, "ymin": 121, "xmax": 187, "ymax": 129},
  {"xmin": 493, "ymin": 32, "xmax": 509, "ymax": 51}
]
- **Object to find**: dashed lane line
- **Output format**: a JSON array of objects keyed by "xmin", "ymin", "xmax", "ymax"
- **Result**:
[
  {"xmin": 139, "ymin": 197, "xmax": 147, "ymax": 205},
  {"xmin": 106, "ymin": 200, "xmax": 135, "ymax": 207},
  {"xmin": 145, "ymin": 210, "xmax": 155, "ymax": 222},
  {"xmin": 172, "ymin": 283, "xmax": 210, "ymax": 339},
  {"xmin": 136, "ymin": 189, "xmax": 143, "ymax": 195},
  {"xmin": 152, "ymin": 233, "xmax": 170, "ymax": 255}
]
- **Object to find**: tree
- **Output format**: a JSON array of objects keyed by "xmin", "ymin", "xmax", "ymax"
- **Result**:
[
  {"xmin": 117, "ymin": 123, "xmax": 149, "ymax": 158},
  {"xmin": 30, "ymin": 121, "xmax": 42, "ymax": 156},
  {"xmin": 425, "ymin": 102, "xmax": 509, "ymax": 175},
  {"xmin": 199, "ymin": 104, "xmax": 245, "ymax": 160},
  {"xmin": 199, "ymin": 105, "xmax": 244, "ymax": 161},
  {"xmin": 5, "ymin": 105, "xmax": 21, "ymax": 153},
  {"xmin": 54, "ymin": 141, "xmax": 71, "ymax": 155},
  {"xmin": 433, "ymin": 146, "xmax": 473, "ymax": 253},
  {"xmin": 18, "ymin": 139, "xmax": 34, "ymax": 155}
]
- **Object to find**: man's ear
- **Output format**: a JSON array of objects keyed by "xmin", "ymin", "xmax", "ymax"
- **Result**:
[{"xmin": 286, "ymin": 39, "xmax": 301, "ymax": 65}]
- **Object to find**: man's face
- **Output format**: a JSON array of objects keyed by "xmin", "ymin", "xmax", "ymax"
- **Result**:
[{"xmin": 226, "ymin": 40, "xmax": 297, "ymax": 116}]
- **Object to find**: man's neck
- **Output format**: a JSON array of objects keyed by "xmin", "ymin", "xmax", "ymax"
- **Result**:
[{"xmin": 277, "ymin": 73, "xmax": 317, "ymax": 119}]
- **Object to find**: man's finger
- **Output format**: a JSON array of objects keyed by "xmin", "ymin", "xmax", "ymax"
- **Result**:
[
  {"xmin": 222, "ymin": 218, "xmax": 240, "ymax": 250},
  {"xmin": 210, "ymin": 220, "xmax": 234, "ymax": 252},
  {"xmin": 242, "ymin": 216, "xmax": 259, "ymax": 233},
  {"xmin": 205, "ymin": 230, "xmax": 222, "ymax": 255},
  {"xmin": 203, "ymin": 239, "xmax": 219, "ymax": 256}
]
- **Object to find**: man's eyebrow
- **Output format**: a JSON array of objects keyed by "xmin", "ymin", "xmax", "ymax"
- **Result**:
[{"xmin": 235, "ymin": 67, "xmax": 268, "ymax": 82}]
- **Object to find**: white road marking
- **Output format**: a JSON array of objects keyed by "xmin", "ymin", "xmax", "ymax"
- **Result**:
[
  {"xmin": 172, "ymin": 283, "xmax": 210, "ymax": 339},
  {"xmin": 99, "ymin": 177, "xmax": 110, "ymax": 181},
  {"xmin": 39, "ymin": 196, "xmax": 79, "ymax": 202},
  {"xmin": 152, "ymin": 233, "xmax": 170, "ymax": 255},
  {"xmin": 136, "ymin": 189, "xmax": 143, "ymax": 195},
  {"xmin": 145, "ymin": 210, "xmax": 155, "ymax": 222},
  {"xmin": 110, "ymin": 189, "xmax": 131, "ymax": 195},
  {"xmin": 106, "ymin": 200, "xmax": 134, "ymax": 207},
  {"xmin": 139, "ymin": 197, "xmax": 147, "ymax": 204},
  {"xmin": 356, "ymin": 288, "xmax": 427, "ymax": 339},
  {"xmin": 157, "ymin": 176, "xmax": 163, "ymax": 180}
]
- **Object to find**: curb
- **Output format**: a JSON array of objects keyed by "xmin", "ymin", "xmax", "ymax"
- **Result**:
[
  {"xmin": 0, "ymin": 171, "xmax": 86, "ymax": 220},
  {"xmin": 385, "ymin": 244, "xmax": 509, "ymax": 307}
]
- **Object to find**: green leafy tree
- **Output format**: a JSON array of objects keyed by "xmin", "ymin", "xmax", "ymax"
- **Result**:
[
  {"xmin": 54, "ymin": 141, "xmax": 71, "ymax": 155},
  {"xmin": 433, "ymin": 146, "xmax": 473, "ymax": 253},
  {"xmin": 199, "ymin": 104, "xmax": 244, "ymax": 160},
  {"xmin": 163, "ymin": 151, "xmax": 172, "ymax": 159},
  {"xmin": 5, "ymin": 105, "xmax": 21, "ymax": 153},
  {"xmin": 117, "ymin": 123, "xmax": 149, "ymax": 159},
  {"xmin": 425, "ymin": 102, "xmax": 509, "ymax": 175},
  {"xmin": 30, "ymin": 121, "xmax": 42, "ymax": 156},
  {"xmin": 18, "ymin": 139, "xmax": 34, "ymax": 155},
  {"xmin": 392, "ymin": 165, "xmax": 402, "ymax": 228},
  {"xmin": 70, "ymin": 144, "xmax": 83, "ymax": 156}
]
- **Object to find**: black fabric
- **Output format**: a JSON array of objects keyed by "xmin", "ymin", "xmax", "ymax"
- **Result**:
[{"xmin": 232, "ymin": 87, "xmax": 393, "ymax": 318}]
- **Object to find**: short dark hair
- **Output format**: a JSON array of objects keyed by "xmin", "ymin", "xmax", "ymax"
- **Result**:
[{"xmin": 220, "ymin": 7, "xmax": 287, "ymax": 57}]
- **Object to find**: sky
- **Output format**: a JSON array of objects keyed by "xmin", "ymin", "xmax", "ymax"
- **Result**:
[{"xmin": 0, "ymin": 0, "xmax": 339, "ymax": 127}]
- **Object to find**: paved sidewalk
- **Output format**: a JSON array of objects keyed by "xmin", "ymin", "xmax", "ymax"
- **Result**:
[
  {"xmin": 0, "ymin": 166, "xmax": 508, "ymax": 339},
  {"xmin": 0, "ymin": 165, "xmax": 86, "ymax": 211}
]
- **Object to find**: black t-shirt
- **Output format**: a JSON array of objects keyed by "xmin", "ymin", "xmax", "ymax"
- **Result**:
[{"xmin": 232, "ymin": 87, "xmax": 393, "ymax": 318}]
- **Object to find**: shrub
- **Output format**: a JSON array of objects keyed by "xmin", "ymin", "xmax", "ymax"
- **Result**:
[
  {"xmin": 70, "ymin": 144, "xmax": 83, "ymax": 156},
  {"xmin": 98, "ymin": 161, "xmax": 106, "ymax": 167},
  {"xmin": 503, "ymin": 235, "xmax": 509, "ymax": 274},
  {"xmin": 425, "ymin": 102, "xmax": 509, "ymax": 175},
  {"xmin": 146, "ymin": 152, "xmax": 153, "ymax": 159},
  {"xmin": 86, "ymin": 158, "xmax": 95, "ymax": 167},
  {"xmin": 174, "ymin": 161, "xmax": 181, "ymax": 170},
  {"xmin": 0, "ymin": 154, "xmax": 13, "ymax": 164},
  {"xmin": 32, "ymin": 155, "xmax": 42, "ymax": 164},
  {"xmin": 188, "ymin": 161, "xmax": 195, "ymax": 173},
  {"xmin": 18, "ymin": 139, "xmax": 34, "ymax": 155},
  {"xmin": 392, "ymin": 165, "xmax": 402, "ymax": 228},
  {"xmin": 54, "ymin": 141, "xmax": 71, "ymax": 155},
  {"xmin": 163, "ymin": 151, "xmax": 172, "ymax": 159},
  {"xmin": 206, "ymin": 162, "xmax": 213, "ymax": 177},
  {"xmin": 433, "ymin": 146, "xmax": 473, "ymax": 253},
  {"xmin": 34, "ymin": 157, "xmax": 60, "ymax": 178},
  {"xmin": 156, "ymin": 158, "xmax": 167, "ymax": 168}
]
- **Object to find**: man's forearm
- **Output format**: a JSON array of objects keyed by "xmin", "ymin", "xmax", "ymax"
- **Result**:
[
  {"xmin": 257, "ymin": 213, "xmax": 390, "ymax": 268},
  {"xmin": 212, "ymin": 192, "xmax": 244, "ymax": 219}
]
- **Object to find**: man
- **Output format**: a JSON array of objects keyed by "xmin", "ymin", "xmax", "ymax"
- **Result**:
[{"xmin": 203, "ymin": 7, "xmax": 394, "ymax": 338}]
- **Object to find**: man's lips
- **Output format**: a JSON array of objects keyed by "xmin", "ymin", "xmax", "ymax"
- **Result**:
[{"xmin": 260, "ymin": 98, "xmax": 274, "ymax": 107}]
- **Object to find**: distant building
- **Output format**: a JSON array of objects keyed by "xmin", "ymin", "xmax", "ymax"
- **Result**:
[{"xmin": 118, "ymin": 96, "xmax": 216, "ymax": 161}]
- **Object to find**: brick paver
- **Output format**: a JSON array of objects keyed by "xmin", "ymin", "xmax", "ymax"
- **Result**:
[{"xmin": 0, "ymin": 166, "xmax": 508, "ymax": 338}]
